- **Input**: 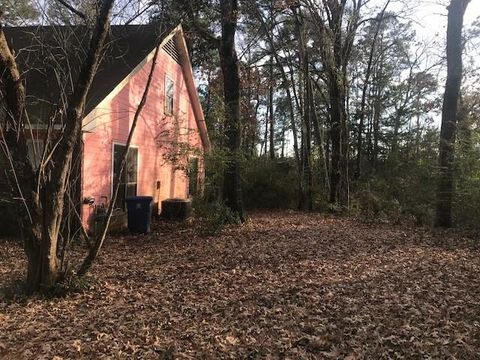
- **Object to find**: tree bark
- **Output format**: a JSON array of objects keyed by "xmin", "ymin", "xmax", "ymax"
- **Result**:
[
  {"xmin": 220, "ymin": 0, "xmax": 244, "ymax": 221},
  {"xmin": 269, "ymin": 55, "xmax": 275, "ymax": 159},
  {"xmin": 0, "ymin": 24, "xmax": 48, "ymax": 290},
  {"xmin": 0, "ymin": 0, "xmax": 115, "ymax": 291},
  {"xmin": 252, "ymin": 2, "xmax": 303, "ymax": 206},
  {"xmin": 328, "ymin": 74, "xmax": 348, "ymax": 205},
  {"xmin": 39, "ymin": 0, "xmax": 115, "ymax": 288},
  {"xmin": 435, "ymin": 0, "xmax": 470, "ymax": 227},
  {"xmin": 308, "ymin": 0, "xmax": 361, "ymax": 208},
  {"xmin": 293, "ymin": 6, "xmax": 313, "ymax": 211},
  {"xmin": 263, "ymin": 101, "xmax": 269, "ymax": 156},
  {"xmin": 355, "ymin": 1, "xmax": 389, "ymax": 179}
]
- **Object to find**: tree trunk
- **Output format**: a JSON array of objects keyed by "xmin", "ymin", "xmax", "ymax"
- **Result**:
[
  {"xmin": 328, "ymin": 77, "xmax": 348, "ymax": 205},
  {"xmin": 220, "ymin": 0, "xmax": 244, "ymax": 221},
  {"xmin": 205, "ymin": 68, "xmax": 212, "ymax": 126},
  {"xmin": 243, "ymin": 53, "xmax": 256, "ymax": 156},
  {"xmin": 370, "ymin": 75, "xmax": 383, "ymax": 169},
  {"xmin": 0, "ymin": 24, "xmax": 56, "ymax": 290},
  {"xmin": 355, "ymin": 3, "xmax": 389, "ymax": 178},
  {"xmin": 435, "ymin": 0, "xmax": 470, "ymax": 227},
  {"xmin": 252, "ymin": 2, "xmax": 300, "ymax": 165},
  {"xmin": 263, "ymin": 103, "xmax": 269, "ymax": 156},
  {"xmin": 309, "ymin": 0, "xmax": 357, "ymax": 208},
  {"xmin": 268, "ymin": 55, "xmax": 275, "ymax": 159},
  {"xmin": 293, "ymin": 6, "xmax": 313, "ymax": 211},
  {"xmin": 0, "ymin": 0, "xmax": 115, "ymax": 292},
  {"xmin": 328, "ymin": 35, "xmax": 349, "ymax": 207}
]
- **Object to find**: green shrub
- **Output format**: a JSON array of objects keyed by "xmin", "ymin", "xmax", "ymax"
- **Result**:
[
  {"xmin": 202, "ymin": 148, "xmax": 228, "ymax": 202},
  {"xmin": 192, "ymin": 198, "xmax": 242, "ymax": 235},
  {"xmin": 242, "ymin": 157, "xmax": 298, "ymax": 209},
  {"xmin": 47, "ymin": 274, "xmax": 96, "ymax": 298},
  {"xmin": 352, "ymin": 175, "xmax": 431, "ymax": 225},
  {"xmin": 455, "ymin": 175, "xmax": 480, "ymax": 227}
]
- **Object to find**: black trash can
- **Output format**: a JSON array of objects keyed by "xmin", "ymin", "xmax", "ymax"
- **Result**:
[{"xmin": 125, "ymin": 196, "xmax": 153, "ymax": 233}]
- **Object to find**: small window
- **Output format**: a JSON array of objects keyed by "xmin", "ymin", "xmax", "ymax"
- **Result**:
[
  {"xmin": 113, "ymin": 144, "xmax": 138, "ymax": 210},
  {"xmin": 165, "ymin": 75, "xmax": 174, "ymax": 115},
  {"xmin": 26, "ymin": 139, "xmax": 45, "ymax": 170},
  {"xmin": 188, "ymin": 157, "xmax": 199, "ymax": 197}
]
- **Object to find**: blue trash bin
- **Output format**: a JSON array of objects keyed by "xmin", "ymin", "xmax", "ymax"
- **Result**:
[{"xmin": 125, "ymin": 196, "xmax": 153, "ymax": 233}]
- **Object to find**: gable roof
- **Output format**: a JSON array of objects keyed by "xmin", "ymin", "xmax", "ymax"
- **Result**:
[{"xmin": 4, "ymin": 24, "xmax": 210, "ymax": 151}]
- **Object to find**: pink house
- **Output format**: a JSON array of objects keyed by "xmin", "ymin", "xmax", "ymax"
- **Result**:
[
  {"xmin": 80, "ymin": 25, "xmax": 210, "ymax": 228},
  {"xmin": 4, "ymin": 25, "xmax": 210, "ymax": 230}
]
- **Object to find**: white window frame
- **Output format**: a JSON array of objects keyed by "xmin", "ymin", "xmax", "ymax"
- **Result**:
[{"xmin": 111, "ymin": 142, "xmax": 139, "ymax": 209}]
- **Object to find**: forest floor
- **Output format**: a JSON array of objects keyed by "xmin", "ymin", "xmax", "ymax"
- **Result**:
[{"xmin": 1, "ymin": 211, "xmax": 480, "ymax": 359}]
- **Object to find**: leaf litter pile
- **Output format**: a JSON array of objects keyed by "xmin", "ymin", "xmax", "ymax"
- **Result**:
[{"xmin": 1, "ymin": 211, "xmax": 480, "ymax": 359}]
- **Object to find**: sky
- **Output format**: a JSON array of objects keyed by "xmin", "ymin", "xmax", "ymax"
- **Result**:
[
  {"xmin": 388, "ymin": 0, "xmax": 479, "ymax": 42},
  {"xmin": 405, "ymin": 0, "xmax": 480, "ymax": 120}
]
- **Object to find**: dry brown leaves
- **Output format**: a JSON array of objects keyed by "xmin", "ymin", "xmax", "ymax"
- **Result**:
[{"xmin": 1, "ymin": 211, "xmax": 479, "ymax": 359}]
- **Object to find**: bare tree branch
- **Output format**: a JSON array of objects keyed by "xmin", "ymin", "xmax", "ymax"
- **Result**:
[{"xmin": 53, "ymin": 0, "xmax": 88, "ymax": 20}]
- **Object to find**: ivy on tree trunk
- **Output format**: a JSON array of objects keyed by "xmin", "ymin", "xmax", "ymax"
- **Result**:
[
  {"xmin": 435, "ymin": 0, "xmax": 470, "ymax": 227},
  {"xmin": 220, "ymin": 0, "xmax": 245, "ymax": 221}
]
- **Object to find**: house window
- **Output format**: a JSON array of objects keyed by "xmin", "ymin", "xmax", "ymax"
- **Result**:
[
  {"xmin": 26, "ymin": 139, "xmax": 45, "ymax": 170},
  {"xmin": 113, "ymin": 144, "xmax": 138, "ymax": 209},
  {"xmin": 188, "ymin": 157, "xmax": 199, "ymax": 197},
  {"xmin": 165, "ymin": 75, "xmax": 174, "ymax": 115}
]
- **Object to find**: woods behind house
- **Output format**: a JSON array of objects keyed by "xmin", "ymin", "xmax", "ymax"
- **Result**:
[{"xmin": 0, "ymin": 0, "xmax": 479, "ymax": 291}]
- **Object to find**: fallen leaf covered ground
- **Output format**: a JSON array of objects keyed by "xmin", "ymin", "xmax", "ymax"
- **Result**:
[{"xmin": 1, "ymin": 211, "xmax": 480, "ymax": 359}]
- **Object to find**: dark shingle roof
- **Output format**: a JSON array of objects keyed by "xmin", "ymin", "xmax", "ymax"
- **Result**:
[{"xmin": 4, "ymin": 25, "xmax": 163, "ymax": 120}]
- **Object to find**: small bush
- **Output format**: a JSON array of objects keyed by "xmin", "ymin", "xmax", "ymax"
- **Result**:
[
  {"xmin": 352, "ymin": 180, "xmax": 409, "ymax": 224},
  {"xmin": 403, "ymin": 203, "xmax": 434, "ymax": 226},
  {"xmin": 242, "ymin": 157, "xmax": 298, "ymax": 209},
  {"xmin": 192, "ymin": 198, "xmax": 242, "ymax": 235},
  {"xmin": 455, "ymin": 175, "xmax": 480, "ymax": 227},
  {"xmin": 51, "ymin": 274, "xmax": 95, "ymax": 296}
]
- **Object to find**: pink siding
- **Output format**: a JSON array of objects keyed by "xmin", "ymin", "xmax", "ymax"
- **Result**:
[{"xmin": 81, "ymin": 48, "xmax": 205, "ymax": 228}]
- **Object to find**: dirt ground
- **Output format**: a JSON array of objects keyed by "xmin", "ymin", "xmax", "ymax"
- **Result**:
[{"xmin": 1, "ymin": 211, "xmax": 479, "ymax": 359}]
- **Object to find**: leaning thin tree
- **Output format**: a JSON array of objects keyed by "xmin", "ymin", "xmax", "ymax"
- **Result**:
[
  {"xmin": 0, "ymin": 0, "xmax": 115, "ymax": 291},
  {"xmin": 435, "ymin": 0, "xmax": 470, "ymax": 227},
  {"xmin": 79, "ymin": 40, "xmax": 163, "ymax": 275}
]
